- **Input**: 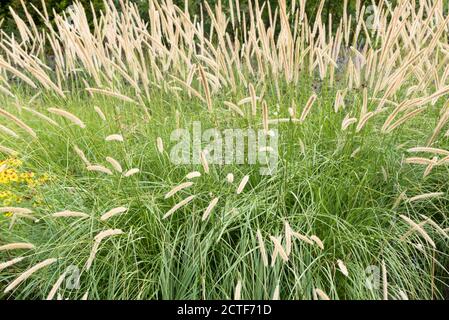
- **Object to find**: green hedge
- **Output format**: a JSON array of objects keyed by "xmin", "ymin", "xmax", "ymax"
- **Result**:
[
  {"xmin": 0, "ymin": 0, "xmax": 355, "ymax": 34},
  {"xmin": 0, "ymin": 0, "xmax": 104, "ymax": 32}
]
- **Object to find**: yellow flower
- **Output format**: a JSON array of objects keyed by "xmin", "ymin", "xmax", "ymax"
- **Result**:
[
  {"xmin": 8, "ymin": 158, "xmax": 22, "ymax": 168},
  {"xmin": 3, "ymin": 212, "xmax": 12, "ymax": 218},
  {"xmin": 1, "ymin": 157, "xmax": 51, "ymax": 210}
]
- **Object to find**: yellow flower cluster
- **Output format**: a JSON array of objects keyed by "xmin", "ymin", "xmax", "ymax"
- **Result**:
[
  {"xmin": 1, "ymin": 158, "xmax": 49, "ymax": 185},
  {"xmin": 0, "ymin": 157, "xmax": 49, "ymax": 217},
  {"xmin": 0, "ymin": 190, "xmax": 22, "ymax": 206}
]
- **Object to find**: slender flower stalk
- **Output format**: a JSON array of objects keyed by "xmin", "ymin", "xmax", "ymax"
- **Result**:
[
  {"xmin": 163, "ymin": 195, "xmax": 196, "ymax": 219},
  {"xmin": 100, "ymin": 207, "xmax": 128, "ymax": 221},
  {"xmin": 85, "ymin": 229, "xmax": 124, "ymax": 270},
  {"xmin": 256, "ymin": 229, "xmax": 269, "ymax": 267},
  {"xmin": 202, "ymin": 197, "xmax": 219, "ymax": 221},
  {"xmin": 47, "ymin": 108, "xmax": 86, "ymax": 128},
  {"xmin": 0, "ymin": 243, "xmax": 35, "ymax": 251},
  {"xmin": 4, "ymin": 258, "xmax": 57, "ymax": 293},
  {"xmin": 236, "ymin": 175, "xmax": 249, "ymax": 194},
  {"xmin": 165, "ymin": 182, "xmax": 194, "ymax": 199}
]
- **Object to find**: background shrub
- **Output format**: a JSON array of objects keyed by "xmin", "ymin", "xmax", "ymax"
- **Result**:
[{"xmin": 0, "ymin": 0, "xmax": 355, "ymax": 34}]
